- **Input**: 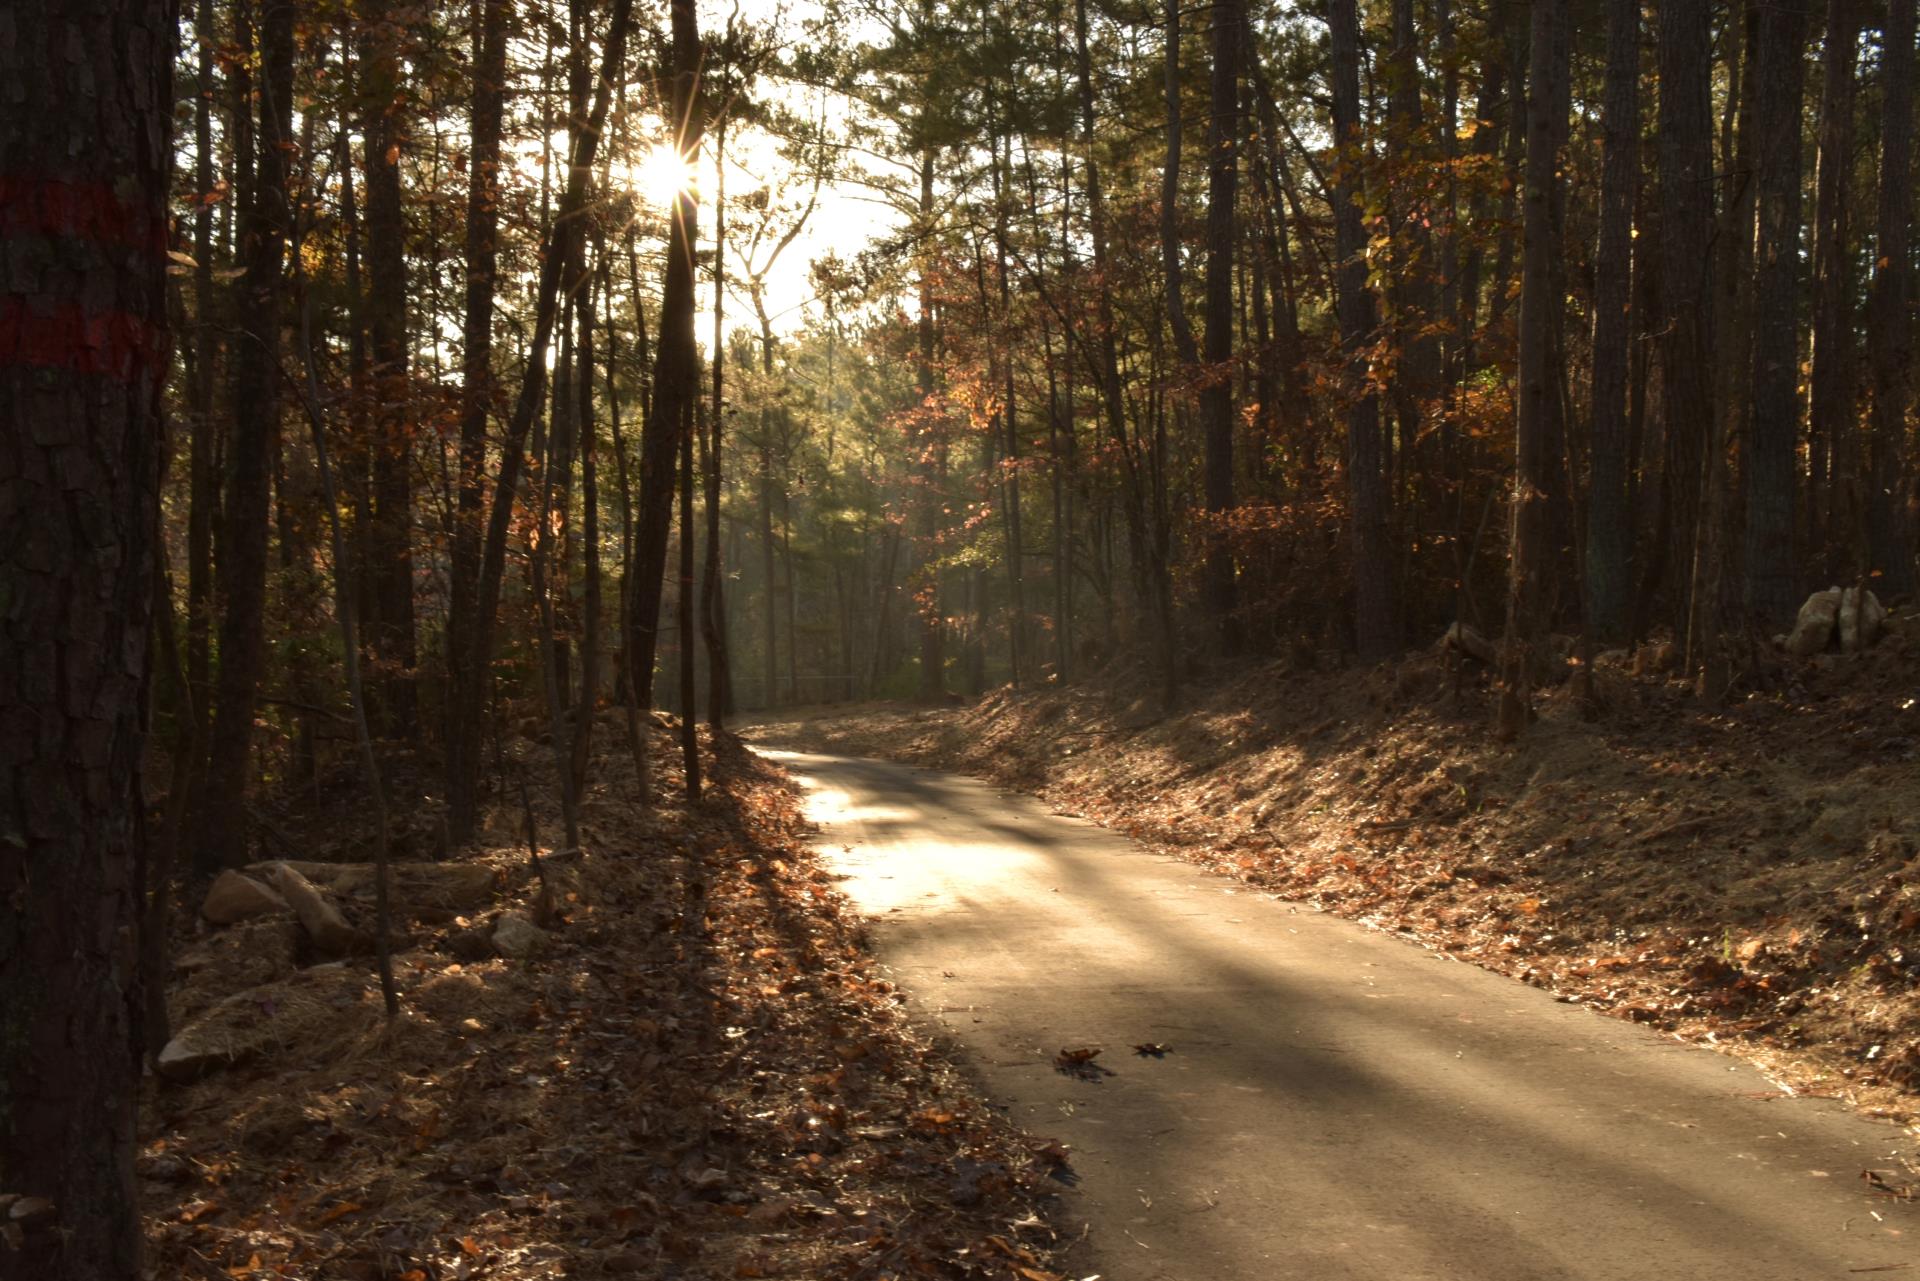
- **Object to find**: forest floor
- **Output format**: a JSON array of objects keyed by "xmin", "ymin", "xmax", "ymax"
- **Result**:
[
  {"xmin": 746, "ymin": 614, "xmax": 1920, "ymax": 1132},
  {"xmin": 140, "ymin": 723, "xmax": 1072, "ymax": 1281}
]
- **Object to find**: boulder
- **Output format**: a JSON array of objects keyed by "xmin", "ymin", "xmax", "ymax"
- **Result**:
[
  {"xmin": 1440, "ymin": 622, "xmax": 1496, "ymax": 665},
  {"xmin": 264, "ymin": 862, "xmax": 368, "ymax": 957},
  {"xmin": 490, "ymin": 910, "xmax": 548, "ymax": 960},
  {"xmin": 156, "ymin": 965, "xmax": 370, "ymax": 1082},
  {"xmin": 246, "ymin": 859, "xmax": 497, "ymax": 918},
  {"xmin": 1782, "ymin": 587, "xmax": 1842, "ymax": 656},
  {"xmin": 200, "ymin": 870, "xmax": 289, "ymax": 925},
  {"xmin": 445, "ymin": 920, "xmax": 496, "ymax": 962}
]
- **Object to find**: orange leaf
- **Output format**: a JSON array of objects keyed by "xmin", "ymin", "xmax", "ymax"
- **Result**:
[
  {"xmin": 459, "ymin": 1237, "xmax": 483, "ymax": 1257},
  {"xmin": 316, "ymin": 1201, "xmax": 361, "ymax": 1225}
]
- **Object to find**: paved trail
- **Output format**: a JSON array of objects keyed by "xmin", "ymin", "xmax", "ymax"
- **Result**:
[{"xmin": 762, "ymin": 749, "xmax": 1917, "ymax": 1281}]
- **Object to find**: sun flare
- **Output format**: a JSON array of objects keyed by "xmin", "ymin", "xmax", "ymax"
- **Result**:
[{"xmin": 629, "ymin": 141, "xmax": 698, "ymax": 207}]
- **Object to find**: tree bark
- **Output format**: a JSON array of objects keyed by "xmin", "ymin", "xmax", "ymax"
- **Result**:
[
  {"xmin": 360, "ymin": 0, "xmax": 416, "ymax": 738},
  {"xmin": 1656, "ymin": 0, "xmax": 1717, "ymax": 651},
  {"xmin": 1586, "ymin": 0, "xmax": 1638, "ymax": 643},
  {"xmin": 1809, "ymin": 0, "xmax": 1860, "ymax": 575},
  {"xmin": 1329, "ymin": 0, "xmax": 1398, "ymax": 659},
  {"xmin": 0, "ymin": 3, "xmax": 171, "ymax": 1275},
  {"xmin": 1498, "ymin": 0, "xmax": 1566, "ymax": 739},
  {"xmin": 1869, "ymin": 0, "xmax": 1916, "ymax": 593},
  {"xmin": 1744, "ymin": 0, "xmax": 1810, "ymax": 626},
  {"xmin": 445, "ymin": 0, "xmax": 511, "ymax": 845},
  {"xmin": 1200, "ymin": 0, "xmax": 1242, "ymax": 653},
  {"xmin": 627, "ymin": 0, "xmax": 704, "ymax": 717},
  {"xmin": 200, "ymin": 0, "xmax": 294, "ymax": 873}
]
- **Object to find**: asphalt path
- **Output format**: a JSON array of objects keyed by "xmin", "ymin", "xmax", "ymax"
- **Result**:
[{"xmin": 761, "ymin": 748, "xmax": 1918, "ymax": 1281}]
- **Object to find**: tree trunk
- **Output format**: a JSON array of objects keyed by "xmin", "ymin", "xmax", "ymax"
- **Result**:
[
  {"xmin": 914, "ymin": 145, "xmax": 947, "ymax": 700},
  {"xmin": 1329, "ymin": 0, "xmax": 1398, "ymax": 659},
  {"xmin": 704, "ymin": 114, "xmax": 732, "ymax": 732},
  {"xmin": 1200, "ymin": 0, "xmax": 1242, "ymax": 653},
  {"xmin": 453, "ymin": 0, "xmax": 632, "ymax": 811},
  {"xmin": 360, "ymin": 0, "xmax": 416, "ymax": 738},
  {"xmin": 627, "ymin": 0, "xmax": 704, "ymax": 718},
  {"xmin": 1656, "ymin": 0, "xmax": 1717, "ymax": 652},
  {"xmin": 1869, "ymin": 0, "xmax": 1916, "ymax": 593},
  {"xmin": 1586, "ymin": 0, "xmax": 1638, "ymax": 643},
  {"xmin": 1744, "ymin": 0, "xmax": 1810, "ymax": 626},
  {"xmin": 1498, "ymin": 0, "xmax": 1566, "ymax": 739},
  {"xmin": 188, "ymin": 0, "xmax": 219, "ymax": 749},
  {"xmin": 0, "ymin": 4, "xmax": 171, "ymax": 1275},
  {"xmin": 446, "ymin": 0, "xmax": 511, "ymax": 845},
  {"xmin": 680, "ymin": 411, "xmax": 703, "ymax": 799},
  {"xmin": 1809, "ymin": 0, "xmax": 1860, "ymax": 575},
  {"xmin": 200, "ymin": 0, "xmax": 293, "ymax": 873}
]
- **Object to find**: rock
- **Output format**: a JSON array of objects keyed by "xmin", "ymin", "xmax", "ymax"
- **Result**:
[
  {"xmin": 200, "ymin": 870, "xmax": 289, "ymax": 925},
  {"xmin": 264, "ymin": 862, "xmax": 368, "ymax": 956},
  {"xmin": 1782, "ymin": 587, "xmax": 1842, "ymax": 656},
  {"xmin": 246, "ymin": 859, "xmax": 497, "ymax": 918},
  {"xmin": 445, "ymin": 920, "xmax": 496, "ymax": 962},
  {"xmin": 1440, "ymin": 622, "xmax": 1496, "ymax": 665},
  {"xmin": 156, "ymin": 966, "xmax": 370, "ymax": 1082},
  {"xmin": 490, "ymin": 910, "xmax": 548, "ymax": 959}
]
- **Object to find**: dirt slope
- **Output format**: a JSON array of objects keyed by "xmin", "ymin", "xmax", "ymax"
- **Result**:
[{"xmin": 748, "ymin": 616, "xmax": 1920, "ymax": 1131}]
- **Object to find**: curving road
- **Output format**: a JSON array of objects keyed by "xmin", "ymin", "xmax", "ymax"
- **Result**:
[{"xmin": 760, "ymin": 748, "xmax": 1919, "ymax": 1281}]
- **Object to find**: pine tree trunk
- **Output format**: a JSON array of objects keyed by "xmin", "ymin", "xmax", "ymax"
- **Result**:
[
  {"xmin": 1809, "ymin": 0, "xmax": 1860, "ymax": 576},
  {"xmin": 1586, "ymin": 0, "xmax": 1639, "ymax": 643},
  {"xmin": 1499, "ymin": 0, "xmax": 1566, "ymax": 739},
  {"xmin": 360, "ymin": 0, "xmax": 416, "ymax": 738},
  {"xmin": 628, "ymin": 0, "xmax": 704, "ymax": 716},
  {"xmin": 1868, "ymin": 0, "xmax": 1916, "ymax": 592},
  {"xmin": 1656, "ymin": 0, "xmax": 1717, "ymax": 651},
  {"xmin": 201, "ymin": 0, "xmax": 293, "ymax": 873},
  {"xmin": 1744, "ymin": 0, "xmax": 1810, "ymax": 626},
  {"xmin": 1201, "ymin": 0, "xmax": 1242, "ymax": 654},
  {"xmin": 0, "ymin": 2, "xmax": 171, "ymax": 1273},
  {"xmin": 1329, "ymin": 0, "xmax": 1398, "ymax": 659},
  {"xmin": 446, "ymin": 0, "xmax": 511, "ymax": 845}
]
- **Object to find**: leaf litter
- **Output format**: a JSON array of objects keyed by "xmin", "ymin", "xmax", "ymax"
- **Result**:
[{"xmin": 143, "ymin": 722, "xmax": 1067, "ymax": 1280}]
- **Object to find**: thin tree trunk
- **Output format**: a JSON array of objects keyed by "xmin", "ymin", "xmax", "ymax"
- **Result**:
[
  {"xmin": 360, "ymin": 0, "xmax": 416, "ymax": 737},
  {"xmin": 705, "ymin": 114, "xmax": 732, "ymax": 732},
  {"xmin": 569, "ymin": 255, "xmax": 601, "ymax": 801},
  {"xmin": 627, "ymin": 0, "xmax": 703, "ymax": 725},
  {"xmin": 1329, "ymin": 0, "xmax": 1398, "ymax": 659},
  {"xmin": 1200, "ymin": 0, "xmax": 1242, "ymax": 653},
  {"xmin": 1869, "ymin": 0, "xmax": 1917, "ymax": 592},
  {"xmin": 1657, "ymin": 0, "xmax": 1717, "ymax": 655},
  {"xmin": 446, "ymin": 0, "xmax": 511, "ymax": 845},
  {"xmin": 1498, "ymin": 0, "xmax": 1566, "ymax": 739},
  {"xmin": 1744, "ymin": 0, "xmax": 1810, "ymax": 625},
  {"xmin": 455, "ymin": 0, "xmax": 634, "ymax": 812},
  {"xmin": 200, "ymin": 0, "xmax": 293, "ymax": 873},
  {"xmin": 680, "ymin": 409, "xmax": 703, "ymax": 800},
  {"xmin": 1809, "ymin": 0, "xmax": 1860, "ymax": 575},
  {"xmin": 1587, "ymin": 0, "xmax": 1638, "ymax": 642}
]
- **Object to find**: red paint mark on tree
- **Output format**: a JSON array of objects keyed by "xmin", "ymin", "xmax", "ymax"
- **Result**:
[
  {"xmin": 0, "ymin": 298, "xmax": 164, "ymax": 379},
  {"xmin": 0, "ymin": 175, "xmax": 169, "ymax": 255}
]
